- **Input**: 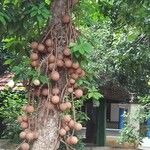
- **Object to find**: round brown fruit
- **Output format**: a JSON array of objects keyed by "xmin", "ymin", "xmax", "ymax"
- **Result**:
[
  {"xmin": 45, "ymin": 39, "xmax": 53, "ymax": 47},
  {"xmin": 26, "ymin": 132, "xmax": 34, "ymax": 141},
  {"xmin": 59, "ymin": 128, "xmax": 66, "ymax": 136},
  {"xmin": 37, "ymin": 43, "xmax": 45, "ymax": 52},
  {"xmin": 66, "ymin": 102, "xmax": 72, "ymax": 109},
  {"xmin": 63, "ymin": 125, "xmax": 70, "ymax": 132},
  {"xmin": 62, "ymin": 15, "xmax": 70, "ymax": 24},
  {"xmin": 63, "ymin": 115, "xmax": 71, "ymax": 122},
  {"xmin": 68, "ymin": 120, "xmax": 75, "ymax": 128},
  {"xmin": 64, "ymin": 59, "xmax": 72, "ymax": 68},
  {"xmin": 76, "ymin": 68, "xmax": 82, "ymax": 74},
  {"xmin": 73, "ymin": 83, "xmax": 78, "ymax": 89},
  {"xmin": 68, "ymin": 68, "xmax": 75, "ymax": 74},
  {"xmin": 71, "ymin": 73, "xmax": 78, "ymax": 80},
  {"xmin": 24, "ymin": 129, "xmax": 30, "ymax": 134},
  {"xmin": 52, "ymin": 88, "xmax": 60, "ymax": 95},
  {"xmin": 80, "ymin": 70, "xmax": 85, "ymax": 77},
  {"xmin": 20, "ymin": 142, "xmax": 30, "ymax": 150},
  {"xmin": 50, "ymin": 71, "xmax": 60, "ymax": 81},
  {"xmin": 51, "ymin": 95, "xmax": 60, "ymax": 104},
  {"xmin": 48, "ymin": 55, "xmax": 55, "ymax": 63},
  {"xmin": 67, "ymin": 82, "xmax": 72, "ymax": 87},
  {"xmin": 30, "ymin": 53, "xmax": 38, "ymax": 61},
  {"xmin": 31, "ymin": 42, "xmax": 38, "ymax": 49},
  {"xmin": 70, "ymin": 136, "xmax": 78, "ymax": 145},
  {"xmin": 58, "ymin": 53, "xmax": 63, "ymax": 60},
  {"xmin": 42, "ymin": 88, "xmax": 49, "ymax": 96},
  {"xmin": 57, "ymin": 59, "xmax": 64, "ymax": 67},
  {"xmin": 68, "ymin": 87, "xmax": 73, "ymax": 93},
  {"xmin": 47, "ymin": 47, "xmax": 53, "ymax": 53},
  {"xmin": 59, "ymin": 103, "xmax": 67, "ymax": 111},
  {"xmin": 48, "ymin": 63, "xmax": 55, "ymax": 70},
  {"xmin": 66, "ymin": 137, "xmax": 71, "ymax": 144},
  {"xmin": 74, "ymin": 89, "xmax": 83, "ymax": 98},
  {"xmin": 63, "ymin": 47, "xmax": 71, "ymax": 56},
  {"xmin": 22, "ymin": 115, "xmax": 28, "ymax": 122},
  {"xmin": 17, "ymin": 116, "xmax": 23, "ymax": 123},
  {"xmin": 20, "ymin": 122, "xmax": 28, "ymax": 129},
  {"xmin": 26, "ymin": 105, "xmax": 34, "ymax": 113},
  {"xmin": 31, "ymin": 60, "xmax": 39, "ymax": 68},
  {"xmin": 19, "ymin": 131, "xmax": 26, "ymax": 139},
  {"xmin": 69, "ymin": 78, "xmax": 75, "ymax": 84},
  {"xmin": 72, "ymin": 62, "xmax": 79, "ymax": 69},
  {"xmin": 74, "ymin": 123, "xmax": 82, "ymax": 131}
]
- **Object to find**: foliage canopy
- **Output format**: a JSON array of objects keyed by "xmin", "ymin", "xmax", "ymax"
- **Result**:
[{"xmin": 0, "ymin": 0, "xmax": 149, "ymax": 102}]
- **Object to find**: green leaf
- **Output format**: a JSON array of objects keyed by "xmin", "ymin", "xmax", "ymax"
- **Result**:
[
  {"xmin": 30, "ymin": 10, "xmax": 37, "ymax": 17},
  {"xmin": 42, "ymin": 9, "xmax": 50, "ymax": 16},
  {"xmin": 0, "ymin": 15, "xmax": 6, "ymax": 25},
  {"xmin": 88, "ymin": 93, "xmax": 94, "ymax": 99},
  {"xmin": 45, "ymin": 0, "xmax": 51, "ymax": 5},
  {"xmin": 2, "ymin": 12, "xmax": 10, "ymax": 21},
  {"xmin": 31, "ymin": 5, "xmax": 38, "ymax": 12},
  {"xmin": 37, "ymin": 9, "xmax": 42, "ymax": 15},
  {"xmin": 4, "ymin": 59, "xmax": 13, "ymax": 65},
  {"xmin": 37, "ymin": 15, "xmax": 44, "ymax": 23},
  {"xmin": 39, "ymin": 75, "xmax": 49, "ymax": 84}
]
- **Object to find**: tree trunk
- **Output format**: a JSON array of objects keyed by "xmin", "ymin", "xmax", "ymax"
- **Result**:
[{"xmin": 32, "ymin": 0, "xmax": 72, "ymax": 149}]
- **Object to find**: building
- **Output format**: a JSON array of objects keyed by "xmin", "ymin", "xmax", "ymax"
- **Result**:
[{"xmin": 85, "ymin": 81, "xmax": 140, "ymax": 148}]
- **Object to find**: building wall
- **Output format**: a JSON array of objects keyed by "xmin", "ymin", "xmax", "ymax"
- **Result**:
[{"xmin": 110, "ymin": 103, "xmax": 120, "ymax": 122}]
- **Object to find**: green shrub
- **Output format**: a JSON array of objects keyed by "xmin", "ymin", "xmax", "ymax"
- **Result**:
[
  {"xmin": 118, "ymin": 101, "xmax": 149, "ymax": 147},
  {"xmin": 0, "ymin": 89, "xmax": 27, "ymax": 143}
]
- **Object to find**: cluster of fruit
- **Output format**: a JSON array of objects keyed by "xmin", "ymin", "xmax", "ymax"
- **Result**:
[
  {"xmin": 18, "ymin": 38, "xmax": 85, "ymax": 149},
  {"xmin": 60, "ymin": 115, "xmax": 82, "ymax": 145},
  {"xmin": 17, "ymin": 105, "xmax": 37, "ymax": 150},
  {"xmin": 29, "ymin": 36, "xmax": 85, "ymax": 143}
]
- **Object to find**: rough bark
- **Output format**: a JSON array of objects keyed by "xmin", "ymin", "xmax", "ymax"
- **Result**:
[
  {"xmin": 31, "ymin": 111, "xmax": 60, "ymax": 150},
  {"xmin": 32, "ymin": 0, "xmax": 69, "ymax": 149}
]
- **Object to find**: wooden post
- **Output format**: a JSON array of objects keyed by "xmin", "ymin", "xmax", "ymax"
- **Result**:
[{"xmin": 96, "ymin": 99, "xmax": 106, "ymax": 146}]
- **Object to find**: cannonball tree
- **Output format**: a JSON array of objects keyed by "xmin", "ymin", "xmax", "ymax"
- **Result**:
[{"xmin": 17, "ymin": 0, "xmax": 85, "ymax": 150}]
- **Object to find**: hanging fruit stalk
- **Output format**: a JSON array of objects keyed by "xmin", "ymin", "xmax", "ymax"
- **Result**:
[{"xmin": 17, "ymin": 0, "xmax": 85, "ymax": 150}]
